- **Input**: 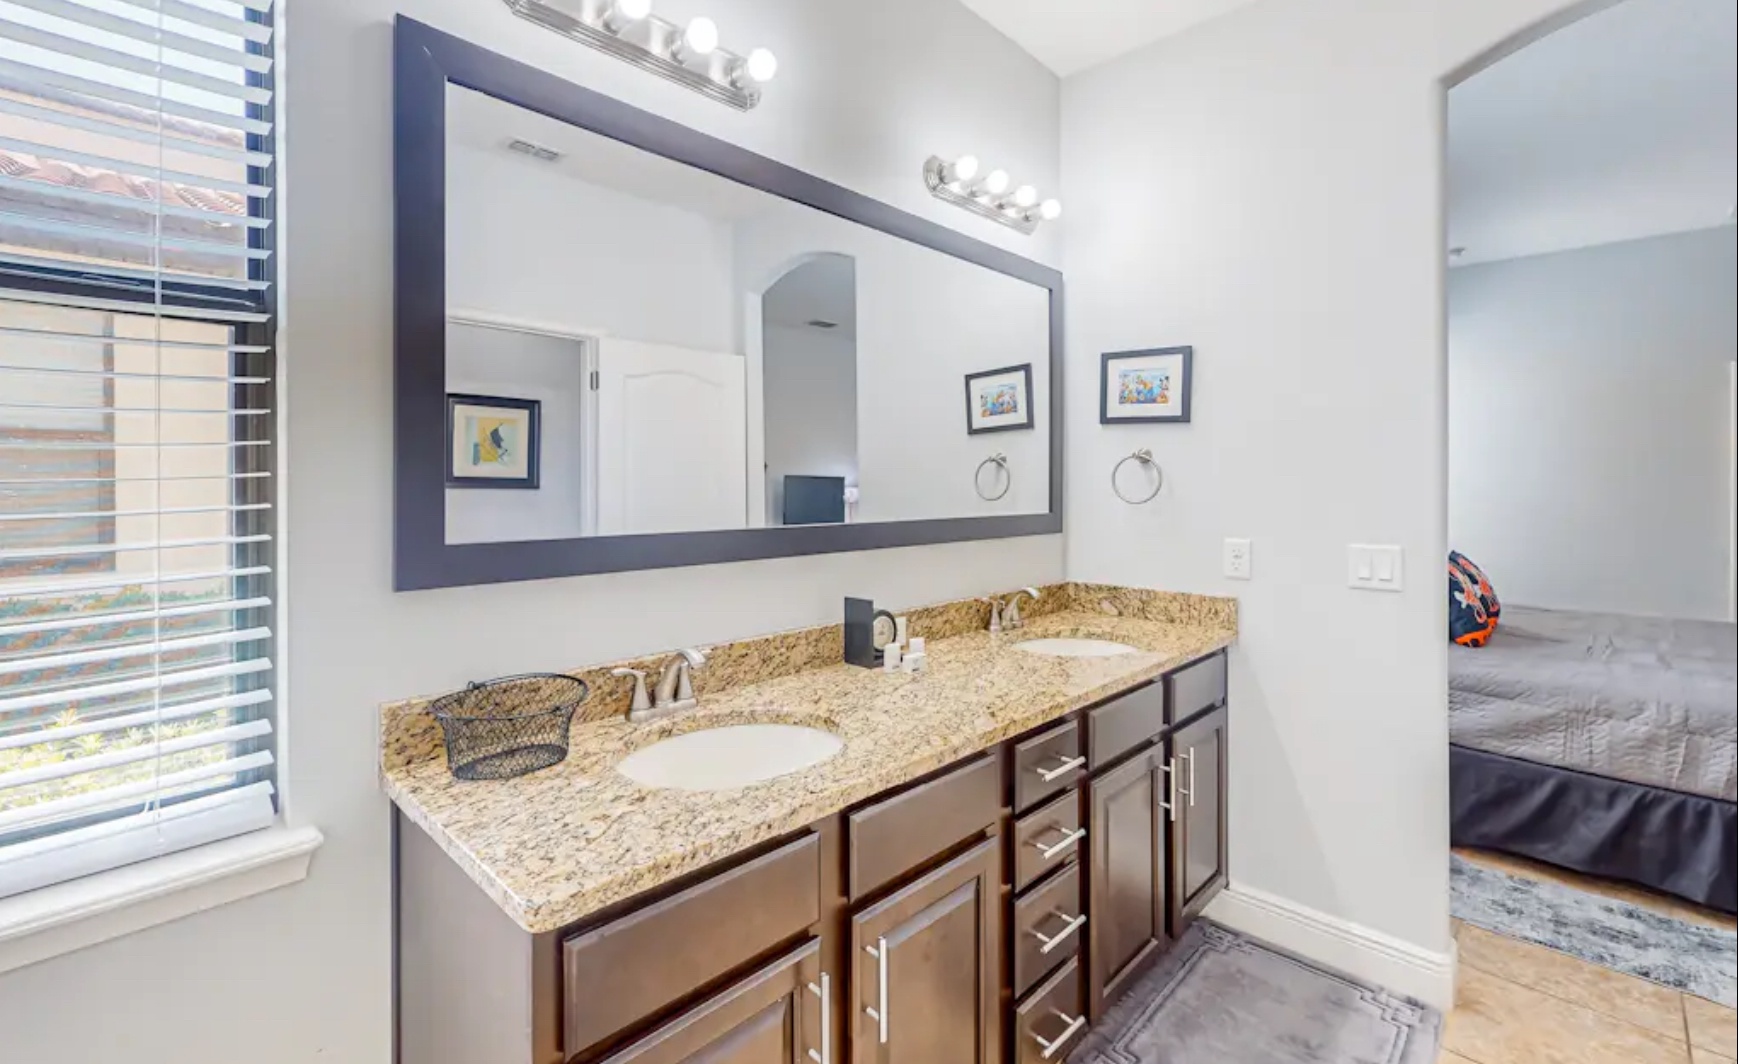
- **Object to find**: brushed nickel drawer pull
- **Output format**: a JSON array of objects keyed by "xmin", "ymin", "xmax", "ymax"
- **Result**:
[
  {"xmin": 863, "ymin": 938, "xmax": 889, "ymax": 1044},
  {"xmin": 1028, "ymin": 826, "xmax": 1087, "ymax": 862},
  {"xmin": 1185, "ymin": 747, "xmax": 1198, "ymax": 808},
  {"xmin": 1158, "ymin": 758, "xmax": 1179, "ymax": 823},
  {"xmin": 1036, "ymin": 754, "xmax": 1086, "ymax": 783},
  {"xmin": 806, "ymin": 973, "xmax": 831, "ymax": 1064},
  {"xmin": 1033, "ymin": 1010, "xmax": 1088, "ymax": 1060},
  {"xmin": 1028, "ymin": 911, "xmax": 1087, "ymax": 955}
]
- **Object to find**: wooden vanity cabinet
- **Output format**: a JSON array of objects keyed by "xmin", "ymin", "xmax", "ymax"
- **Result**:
[
  {"xmin": 1167, "ymin": 705, "xmax": 1229, "ymax": 937},
  {"xmin": 596, "ymin": 941, "xmax": 826, "ymax": 1064},
  {"xmin": 849, "ymin": 839, "xmax": 1003, "ymax": 1064},
  {"xmin": 1084, "ymin": 749, "xmax": 1167, "ymax": 1019}
]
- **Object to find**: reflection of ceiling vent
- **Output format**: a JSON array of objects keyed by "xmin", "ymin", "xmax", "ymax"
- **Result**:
[
  {"xmin": 1448, "ymin": 246, "xmax": 1467, "ymax": 260},
  {"xmin": 806, "ymin": 319, "xmax": 839, "ymax": 330},
  {"xmin": 507, "ymin": 139, "xmax": 562, "ymax": 163}
]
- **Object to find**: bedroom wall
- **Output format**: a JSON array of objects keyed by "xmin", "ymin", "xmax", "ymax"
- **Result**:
[
  {"xmin": 0, "ymin": 2, "xmax": 1062, "ymax": 1061},
  {"xmin": 1448, "ymin": 226, "xmax": 1738, "ymax": 621},
  {"xmin": 1060, "ymin": 0, "xmax": 1596, "ymax": 1006}
]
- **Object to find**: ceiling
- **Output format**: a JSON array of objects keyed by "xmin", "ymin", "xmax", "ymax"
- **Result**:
[
  {"xmin": 445, "ymin": 84, "xmax": 776, "ymax": 221},
  {"xmin": 1447, "ymin": 0, "xmax": 1736, "ymax": 267},
  {"xmin": 957, "ymin": 0, "xmax": 1262, "ymax": 76}
]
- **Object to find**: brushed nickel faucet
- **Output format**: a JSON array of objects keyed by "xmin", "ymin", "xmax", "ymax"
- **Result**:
[
  {"xmin": 613, "ymin": 647, "xmax": 707, "ymax": 723},
  {"xmin": 980, "ymin": 597, "xmax": 1007, "ymax": 634},
  {"xmin": 1004, "ymin": 587, "xmax": 1041, "ymax": 630}
]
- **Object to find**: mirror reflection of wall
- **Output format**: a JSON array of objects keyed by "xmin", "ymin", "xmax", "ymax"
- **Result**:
[{"xmin": 441, "ymin": 84, "xmax": 1051, "ymax": 546}]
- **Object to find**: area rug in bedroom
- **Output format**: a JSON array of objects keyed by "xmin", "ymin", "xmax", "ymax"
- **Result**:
[
  {"xmin": 1066, "ymin": 922, "xmax": 1441, "ymax": 1064},
  {"xmin": 1451, "ymin": 854, "xmax": 1737, "ymax": 1007}
]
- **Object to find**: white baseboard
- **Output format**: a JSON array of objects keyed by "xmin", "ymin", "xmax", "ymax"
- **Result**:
[{"xmin": 1205, "ymin": 882, "xmax": 1457, "ymax": 1010}]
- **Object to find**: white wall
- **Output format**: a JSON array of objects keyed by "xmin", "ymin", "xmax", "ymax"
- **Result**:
[
  {"xmin": 763, "ymin": 323, "xmax": 859, "ymax": 524},
  {"xmin": 447, "ymin": 138, "xmax": 739, "ymax": 352},
  {"xmin": 1061, "ymin": 0, "xmax": 1592, "ymax": 1001},
  {"xmin": 1449, "ymin": 227, "xmax": 1738, "ymax": 621},
  {"xmin": 0, "ymin": 2, "xmax": 1062, "ymax": 1061}
]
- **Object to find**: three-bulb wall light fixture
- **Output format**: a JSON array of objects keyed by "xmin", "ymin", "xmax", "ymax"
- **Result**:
[
  {"xmin": 922, "ymin": 154, "xmax": 1062, "ymax": 234},
  {"xmin": 503, "ymin": 0, "xmax": 777, "ymax": 110}
]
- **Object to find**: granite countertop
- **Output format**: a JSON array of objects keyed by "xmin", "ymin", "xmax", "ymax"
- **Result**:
[{"xmin": 382, "ymin": 609, "xmax": 1234, "ymax": 934}]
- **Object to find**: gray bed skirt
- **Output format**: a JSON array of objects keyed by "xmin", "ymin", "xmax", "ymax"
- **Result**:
[{"xmin": 1451, "ymin": 745, "xmax": 1737, "ymax": 914}]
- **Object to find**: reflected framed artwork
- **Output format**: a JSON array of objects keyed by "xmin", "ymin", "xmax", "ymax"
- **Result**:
[
  {"xmin": 1100, "ymin": 346, "xmax": 1193, "ymax": 424},
  {"xmin": 446, "ymin": 393, "xmax": 541, "ymax": 489},
  {"xmin": 964, "ymin": 363, "xmax": 1035, "ymax": 435}
]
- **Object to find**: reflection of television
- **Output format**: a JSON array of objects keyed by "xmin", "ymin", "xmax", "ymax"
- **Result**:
[{"xmin": 783, "ymin": 475, "xmax": 846, "ymax": 525}]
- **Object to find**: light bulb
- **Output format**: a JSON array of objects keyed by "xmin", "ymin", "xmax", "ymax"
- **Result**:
[
  {"xmin": 615, "ymin": 0, "xmax": 651, "ymax": 19},
  {"xmin": 1039, "ymin": 198, "xmax": 1063, "ymax": 221},
  {"xmin": 683, "ymin": 16, "xmax": 719, "ymax": 56},
  {"xmin": 948, "ymin": 155, "xmax": 980, "ymax": 183},
  {"xmin": 1013, "ymin": 185, "xmax": 1038, "ymax": 208},
  {"xmin": 982, "ymin": 169, "xmax": 1010, "ymax": 196},
  {"xmin": 744, "ymin": 47, "xmax": 778, "ymax": 82}
]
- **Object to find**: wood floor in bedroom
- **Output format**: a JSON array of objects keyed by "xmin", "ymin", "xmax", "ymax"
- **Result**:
[{"xmin": 1440, "ymin": 848, "xmax": 1737, "ymax": 1064}]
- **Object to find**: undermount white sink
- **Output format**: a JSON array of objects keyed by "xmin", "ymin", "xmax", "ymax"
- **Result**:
[
  {"xmin": 616, "ymin": 724, "xmax": 844, "ymax": 792},
  {"xmin": 1013, "ymin": 637, "xmax": 1141, "ymax": 658}
]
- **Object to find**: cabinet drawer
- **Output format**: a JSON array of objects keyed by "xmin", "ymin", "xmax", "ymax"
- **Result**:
[
  {"xmin": 1013, "ymin": 790, "xmax": 1084, "ymax": 893},
  {"xmin": 596, "ymin": 939, "xmax": 822, "ymax": 1064},
  {"xmin": 848, "ymin": 753, "xmax": 999, "ymax": 900},
  {"xmin": 1086, "ymin": 681, "xmax": 1167, "ymax": 769},
  {"xmin": 1013, "ymin": 721, "xmax": 1084, "ymax": 813},
  {"xmin": 1013, "ymin": 862, "xmax": 1085, "ymax": 998},
  {"xmin": 562, "ymin": 832, "xmax": 820, "ymax": 1056},
  {"xmin": 1168, "ymin": 652, "xmax": 1227, "ymax": 724},
  {"xmin": 1015, "ymin": 957, "xmax": 1087, "ymax": 1064}
]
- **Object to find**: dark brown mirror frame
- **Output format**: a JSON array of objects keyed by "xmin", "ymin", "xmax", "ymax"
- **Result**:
[{"xmin": 394, "ymin": 17, "xmax": 1064, "ymax": 591}]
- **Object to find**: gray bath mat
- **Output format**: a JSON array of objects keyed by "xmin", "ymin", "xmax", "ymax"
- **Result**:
[
  {"xmin": 1068, "ymin": 922, "xmax": 1441, "ymax": 1064},
  {"xmin": 1451, "ymin": 854, "xmax": 1737, "ymax": 1007}
]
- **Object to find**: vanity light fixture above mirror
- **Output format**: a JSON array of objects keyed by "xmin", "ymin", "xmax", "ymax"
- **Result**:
[
  {"xmin": 503, "ymin": 0, "xmax": 776, "ymax": 110},
  {"xmin": 923, "ymin": 155, "xmax": 1062, "ymax": 235}
]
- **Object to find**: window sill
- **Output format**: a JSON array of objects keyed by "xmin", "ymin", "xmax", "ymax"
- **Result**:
[{"xmin": 0, "ymin": 824, "xmax": 323, "ymax": 976}]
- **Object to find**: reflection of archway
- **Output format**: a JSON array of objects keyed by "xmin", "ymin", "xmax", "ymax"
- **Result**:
[{"xmin": 757, "ymin": 253, "xmax": 859, "ymax": 526}]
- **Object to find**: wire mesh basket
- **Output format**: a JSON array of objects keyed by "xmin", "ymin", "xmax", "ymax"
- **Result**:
[{"xmin": 429, "ymin": 673, "xmax": 590, "ymax": 781}]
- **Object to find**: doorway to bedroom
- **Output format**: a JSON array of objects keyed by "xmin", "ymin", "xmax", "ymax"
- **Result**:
[{"xmin": 1442, "ymin": 0, "xmax": 1738, "ymax": 1050}]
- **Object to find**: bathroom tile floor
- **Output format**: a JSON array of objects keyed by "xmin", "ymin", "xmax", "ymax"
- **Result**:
[{"xmin": 1440, "ymin": 849, "xmax": 1737, "ymax": 1064}]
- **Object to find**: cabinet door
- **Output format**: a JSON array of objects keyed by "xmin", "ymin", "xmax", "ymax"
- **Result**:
[
  {"xmin": 1086, "ymin": 751, "xmax": 1167, "ymax": 1020},
  {"xmin": 1169, "ymin": 706, "xmax": 1229, "ymax": 936},
  {"xmin": 849, "ymin": 838, "xmax": 1001, "ymax": 1064},
  {"xmin": 599, "ymin": 941, "xmax": 825, "ymax": 1064}
]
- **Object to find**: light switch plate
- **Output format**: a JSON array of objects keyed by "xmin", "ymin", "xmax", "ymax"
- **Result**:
[
  {"xmin": 1223, "ymin": 538, "xmax": 1252, "ymax": 580},
  {"xmin": 1348, "ymin": 544, "xmax": 1404, "ymax": 592}
]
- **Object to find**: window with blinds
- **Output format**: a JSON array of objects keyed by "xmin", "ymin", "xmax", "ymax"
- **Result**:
[{"xmin": 0, "ymin": 0, "xmax": 276, "ymax": 899}]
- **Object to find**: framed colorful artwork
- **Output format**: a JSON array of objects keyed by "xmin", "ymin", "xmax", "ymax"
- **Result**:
[
  {"xmin": 1100, "ymin": 346, "xmax": 1193, "ymax": 424},
  {"xmin": 446, "ymin": 393, "xmax": 541, "ymax": 489},
  {"xmin": 964, "ymin": 363, "xmax": 1035, "ymax": 435}
]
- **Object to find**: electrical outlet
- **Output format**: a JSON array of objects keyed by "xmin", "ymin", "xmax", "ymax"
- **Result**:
[{"xmin": 1223, "ymin": 538, "xmax": 1252, "ymax": 580}]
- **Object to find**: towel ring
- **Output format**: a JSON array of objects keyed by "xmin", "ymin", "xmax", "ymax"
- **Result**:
[
  {"xmin": 974, "ymin": 453, "xmax": 1011, "ymax": 501},
  {"xmin": 1112, "ymin": 449, "xmax": 1163, "ymax": 505}
]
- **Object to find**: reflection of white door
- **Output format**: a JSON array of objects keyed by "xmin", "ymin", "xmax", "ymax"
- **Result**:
[{"xmin": 595, "ymin": 338, "xmax": 748, "ymax": 536}]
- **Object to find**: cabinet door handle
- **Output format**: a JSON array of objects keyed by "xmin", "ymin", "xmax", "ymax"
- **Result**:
[
  {"xmin": 1027, "ymin": 826, "xmax": 1086, "ymax": 862},
  {"xmin": 1185, "ymin": 746, "xmax": 1197, "ymax": 808},
  {"xmin": 1158, "ymin": 758, "xmax": 1179, "ymax": 823},
  {"xmin": 1028, "ymin": 911, "xmax": 1088, "ymax": 955},
  {"xmin": 1033, "ymin": 1010, "xmax": 1088, "ymax": 1060},
  {"xmin": 1036, "ymin": 754, "xmax": 1086, "ymax": 783},
  {"xmin": 863, "ymin": 937, "xmax": 889, "ymax": 1045},
  {"xmin": 805, "ymin": 973, "xmax": 831, "ymax": 1064}
]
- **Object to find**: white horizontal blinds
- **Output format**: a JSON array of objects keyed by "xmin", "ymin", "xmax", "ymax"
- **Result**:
[
  {"xmin": 0, "ymin": 0, "xmax": 273, "ymax": 297},
  {"xmin": 0, "ymin": 0, "xmax": 274, "ymax": 900}
]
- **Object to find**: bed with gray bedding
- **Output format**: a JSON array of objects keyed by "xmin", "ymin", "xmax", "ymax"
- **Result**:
[
  {"xmin": 1450, "ymin": 607, "xmax": 1737, "ymax": 801},
  {"xmin": 1449, "ymin": 606, "xmax": 1737, "ymax": 911}
]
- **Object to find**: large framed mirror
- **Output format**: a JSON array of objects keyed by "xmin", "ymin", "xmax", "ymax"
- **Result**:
[{"xmin": 394, "ymin": 18, "xmax": 1063, "ymax": 590}]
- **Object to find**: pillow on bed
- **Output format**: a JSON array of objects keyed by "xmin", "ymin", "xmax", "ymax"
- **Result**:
[
  {"xmin": 1450, "ymin": 550, "xmax": 1501, "ymax": 622},
  {"xmin": 1448, "ymin": 551, "xmax": 1500, "ymax": 647}
]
